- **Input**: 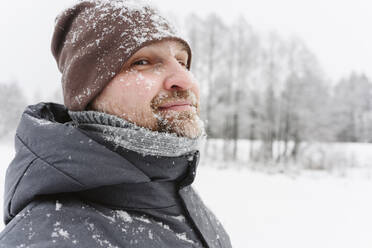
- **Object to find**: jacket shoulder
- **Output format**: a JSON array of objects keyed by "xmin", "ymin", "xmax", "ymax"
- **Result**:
[
  {"xmin": 0, "ymin": 196, "xmax": 204, "ymax": 248},
  {"xmin": 0, "ymin": 197, "xmax": 105, "ymax": 248}
]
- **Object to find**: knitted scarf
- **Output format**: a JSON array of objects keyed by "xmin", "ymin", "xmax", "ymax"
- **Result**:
[{"xmin": 68, "ymin": 110, "xmax": 206, "ymax": 157}]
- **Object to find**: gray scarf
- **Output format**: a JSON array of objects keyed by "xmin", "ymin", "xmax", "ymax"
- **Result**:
[{"xmin": 68, "ymin": 110, "xmax": 206, "ymax": 157}]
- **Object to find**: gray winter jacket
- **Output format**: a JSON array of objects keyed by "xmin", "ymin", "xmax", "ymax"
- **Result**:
[{"xmin": 0, "ymin": 103, "xmax": 232, "ymax": 248}]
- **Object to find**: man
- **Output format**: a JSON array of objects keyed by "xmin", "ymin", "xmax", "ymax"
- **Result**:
[{"xmin": 0, "ymin": 0, "xmax": 232, "ymax": 247}]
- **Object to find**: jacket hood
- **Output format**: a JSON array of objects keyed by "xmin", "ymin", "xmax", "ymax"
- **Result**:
[{"xmin": 4, "ymin": 102, "xmax": 166, "ymax": 224}]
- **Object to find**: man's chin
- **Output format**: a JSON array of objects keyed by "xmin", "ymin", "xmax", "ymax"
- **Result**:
[
  {"xmin": 155, "ymin": 111, "xmax": 204, "ymax": 139},
  {"xmin": 172, "ymin": 121, "xmax": 202, "ymax": 139}
]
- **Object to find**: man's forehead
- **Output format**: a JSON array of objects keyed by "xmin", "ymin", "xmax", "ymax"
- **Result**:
[{"xmin": 142, "ymin": 40, "xmax": 189, "ymax": 54}]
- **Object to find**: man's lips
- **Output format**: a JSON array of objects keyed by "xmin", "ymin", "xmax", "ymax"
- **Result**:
[{"xmin": 158, "ymin": 101, "xmax": 194, "ymax": 111}]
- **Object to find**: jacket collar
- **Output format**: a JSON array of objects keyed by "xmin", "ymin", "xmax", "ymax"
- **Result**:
[{"xmin": 76, "ymin": 150, "xmax": 200, "ymax": 210}]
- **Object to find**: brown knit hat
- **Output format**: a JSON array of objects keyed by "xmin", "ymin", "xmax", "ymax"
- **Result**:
[{"xmin": 51, "ymin": 0, "xmax": 192, "ymax": 111}]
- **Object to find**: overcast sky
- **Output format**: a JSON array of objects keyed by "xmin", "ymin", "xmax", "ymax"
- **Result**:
[{"xmin": 1, "ymin": 0, "xmax": 371, "ymax": 100}]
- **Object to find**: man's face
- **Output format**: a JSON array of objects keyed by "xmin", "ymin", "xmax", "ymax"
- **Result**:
[{"xmin": 90, "ymin": 40, "xmax": 203, "ymax": 138}]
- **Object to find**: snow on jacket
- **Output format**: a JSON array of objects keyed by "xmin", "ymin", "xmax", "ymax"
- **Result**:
[{"xmin": 0, "ymin": 103, "xmax": 232, "ymax": 248}]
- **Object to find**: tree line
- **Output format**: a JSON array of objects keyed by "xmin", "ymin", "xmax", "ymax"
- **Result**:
[{"xmin": 182, "ymin": 13, "xmax": 372, "ymax": 162}]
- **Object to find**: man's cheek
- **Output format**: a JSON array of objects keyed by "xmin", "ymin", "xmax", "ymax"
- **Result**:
[
  {"xmin": 136, "ymin": 89, "xmax": 154, "ymax": 98},
  {"xmin": 144, "ymin": 79, "xmax": 157, "ymax": 91}
]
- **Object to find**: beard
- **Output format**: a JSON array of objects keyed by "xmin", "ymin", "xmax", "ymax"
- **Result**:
[
  {"xmin": 156, "ymin": 108, "xmax": 204, "ymax": 139},
  {"xmin": 151, "ymin": 90, "xmax": 205, "ymax": 139}
]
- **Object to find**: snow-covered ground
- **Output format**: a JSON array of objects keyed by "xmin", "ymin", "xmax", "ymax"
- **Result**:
[
  {"xmin": 195, "ymin": 166, "xmax": 372, "ymax": 248},
  {"xmin": 1, "ymin": 141, "xmax": 372, "ymax": 248}
]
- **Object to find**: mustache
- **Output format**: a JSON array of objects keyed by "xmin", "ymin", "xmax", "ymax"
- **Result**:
[{"xmin": 151, "ymin": 90, "xmax": 198, "ymax": 110}]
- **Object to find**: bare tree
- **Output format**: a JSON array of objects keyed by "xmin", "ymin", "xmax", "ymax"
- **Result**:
[
  {"xmin": 0, "ymin": 81, "xmax": 28, "ymax": 140},
  {"xmin": 332, "ymin": 73, "xmax": 372, "ymax": 142}
]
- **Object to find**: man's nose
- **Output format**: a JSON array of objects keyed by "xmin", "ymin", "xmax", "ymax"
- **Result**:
[{"xmin": 163, "ymin": 59, "xmax": 194, "ymax": 91}]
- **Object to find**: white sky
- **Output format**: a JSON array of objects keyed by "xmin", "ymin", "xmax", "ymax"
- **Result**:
[{"xmin": 1, "ymin": 0, "xmax": 371, "ymax": 100}]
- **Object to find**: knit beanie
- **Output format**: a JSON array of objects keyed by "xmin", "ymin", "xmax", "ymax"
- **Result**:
[{"xmin": 51, "ymin": 0, "xmax": 192, "ymax": 111}]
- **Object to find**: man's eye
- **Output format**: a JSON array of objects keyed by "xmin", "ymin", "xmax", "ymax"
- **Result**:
[
  {"xmin": 178, "ymin": 60, "xmax": 187, "ymax": 67},
  {"xmin": 132, "ymin": 59, "xmax": 150, "ymax": 66}
]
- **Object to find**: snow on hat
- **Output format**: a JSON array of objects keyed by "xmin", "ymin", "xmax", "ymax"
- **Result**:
[{"xmin": 51, "ymin": 0, "xmax": 192, "ymax": 111}]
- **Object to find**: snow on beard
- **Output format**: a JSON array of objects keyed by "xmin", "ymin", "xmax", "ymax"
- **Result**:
[{"xmin": 151, "ymin": 90, "xmax": 204, "ymax": 139}]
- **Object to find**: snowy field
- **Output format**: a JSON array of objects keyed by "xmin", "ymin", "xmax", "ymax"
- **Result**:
[{"xmin": 1, "ymin": 140, "xmax": 372, "ymax": 248}]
